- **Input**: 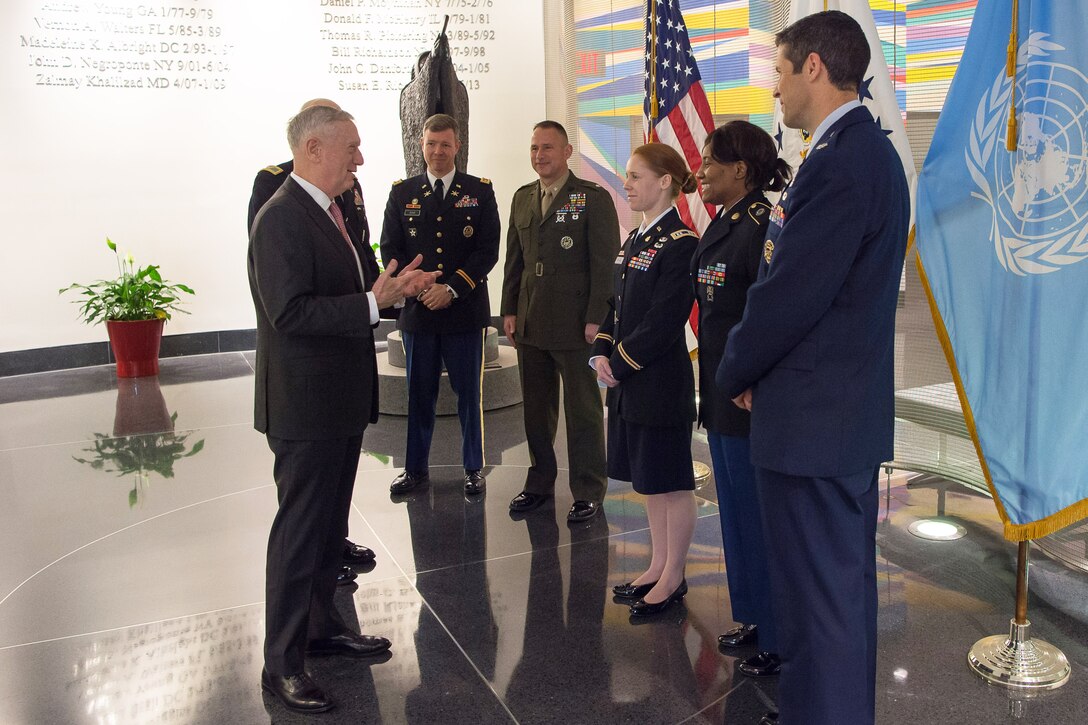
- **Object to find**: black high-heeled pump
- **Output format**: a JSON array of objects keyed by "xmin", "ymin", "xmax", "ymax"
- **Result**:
[{"xmin": 629, "ymin": 579, "xmax": 687, "ymax": 617}]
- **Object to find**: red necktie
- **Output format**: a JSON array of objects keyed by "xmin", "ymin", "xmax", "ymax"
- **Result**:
[{"xmin": 328, "ymin": 202, "xmax": 354, "ymax": 251}]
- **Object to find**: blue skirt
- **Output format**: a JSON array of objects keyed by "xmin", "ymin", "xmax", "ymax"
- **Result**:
[{"xmin": 607, "ymin": 416, "xmax": 695, "ymax": 494}]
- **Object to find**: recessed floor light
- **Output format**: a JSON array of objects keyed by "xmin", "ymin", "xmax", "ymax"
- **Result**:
[{"xmin": 908, "ymin": 518, "xmax": 966, "ymax": 541}]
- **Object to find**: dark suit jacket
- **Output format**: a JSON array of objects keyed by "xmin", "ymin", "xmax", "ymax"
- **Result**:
[
  {"xmin": 248, "ymin": 160, "xmax": 374, "ymax": 270},
  {"xmin": 718, "ymin": 106, "xmax": 909, "ymax": 476},
  {"xmin": 691, "ymin": 190, "xmax": 770, "ymax": 437},
  {"xmin": 591, "ymin": 208, "xmax": 697, "ymax": 427},
  {"xmin": 248, "ymin": 176, "xmax": 380, "ymax": 440},
  {"xmin": 501, "ymin": 172, "xmax": 619, "ymax": 350},
  {"xmin": 380, "ymin": 171, "xmax": 500, "ymax": 334}
]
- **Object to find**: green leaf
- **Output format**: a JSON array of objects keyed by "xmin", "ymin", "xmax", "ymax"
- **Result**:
[{"xmin": 106, "ymin": 237, "xmax": 117, "ymax": 252}]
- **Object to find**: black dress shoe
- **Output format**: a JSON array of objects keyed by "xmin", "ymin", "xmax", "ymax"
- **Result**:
[
  {"xmin": 629, "ymin": 579, "xmax": 688, "ymax": 617},
  {"xmin": 567, "ymin": 500, "xmax": 601, "ymax": 522},
  {"xmin": 739, "ymin": 651, "xmax": 781, "ymax": 677},
  {"xmin": 261, "ymin": 669, "xmax": 334, "ymax": 713},
  {"xmin": 718, "ymin": 623, "xmax": 758, "ymax": 649},
  {"xmin": 509, "ymin": 491, "xmax": 549, "ymax": 512},
  {"xmin": 759, "ymin": 711, "xmax": 779, "ymax": 724},
  {"xmin": 342, "ymin": 539, "xmax": 376, "ymax": 565},
  {"xmin": 612, "ymin": 580, "xmax": 658, "ymax": 599},
  {"xmin": 307, "ymin": 632, "xmax": 392, "ymax": 658},
  {"xmin": 389, "ymin": 470, "xmax": 428, "ymax": 494},
  {"xmin": 336, "ymin": 566, "xmax": 357, "ymax": 586},
  {"xmin": 464, "ymin": 469, "xmax": 486, "ymax": 495}
]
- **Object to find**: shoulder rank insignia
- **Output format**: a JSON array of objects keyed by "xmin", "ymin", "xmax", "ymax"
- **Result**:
[
  {"xmin": 262, "ymin": 165, "xmax": 284, "ymax": 175},
  {"xmin": 670, "ymin": 229, "xmax": 697, "ymax": 240},
  {"xmin": 480, "ymin": 178, "xmax": 492, "ymax": 185},
  {"xmin": 748, "ymin": 202, "xmax": 771, "ymax": 223},
  {"xmin": 392, "ymin": 179, "xmax": 404, "ymax": 186}
]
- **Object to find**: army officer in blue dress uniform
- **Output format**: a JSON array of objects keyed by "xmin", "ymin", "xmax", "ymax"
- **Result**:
[
  {"xmin": 692, "ymin": 121, "xmax": 791, "ymax": 678},
  {"xmin": 380, "ymin": 113, "xmax": 501, "ymax": 497},
  {"xmin": 592, "ymin": 143, "xmax": 699, "ymax": 617}
]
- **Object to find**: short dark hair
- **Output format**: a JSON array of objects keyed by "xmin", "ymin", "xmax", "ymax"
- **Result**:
[
  {"xmin": 704, "ymin": 121, "xmax": 792, "ymax": 193},
  {"xmin": 533, "ymin": 120, "xmax": 569, "ymax": 144},
  {"xmin": 775, "ymin": 10, "xmax": 869, "ymax": 92},
  {"xmin": 423, "ymin": 113, "xmax": 459, "ymax": 138}
]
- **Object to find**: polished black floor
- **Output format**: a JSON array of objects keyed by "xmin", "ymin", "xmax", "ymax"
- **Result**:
[{"xmin": 0, "ymin": 352, "xmax": 1085, "ymax": 724}]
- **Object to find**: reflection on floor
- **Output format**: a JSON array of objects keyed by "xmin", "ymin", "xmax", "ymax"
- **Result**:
[{"xmin": 0, "ymin": 352, "xmax": 1085, "ymax": 724}]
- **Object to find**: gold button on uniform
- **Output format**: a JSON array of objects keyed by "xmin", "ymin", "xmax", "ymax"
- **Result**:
[
  {"xmin": 437, "ymin": 216, "xmax": 443, "ymax": 222},
  {"xmin": 437, "ymin": 247, "xmax": 443, "ymax": 253},
  {"xmin": 437, "ymin": 263, "xmax": 444, "ymax": 269},
  {"xmin": 437, "ymin": 232, "xmax": 443, "ymax": 238}
]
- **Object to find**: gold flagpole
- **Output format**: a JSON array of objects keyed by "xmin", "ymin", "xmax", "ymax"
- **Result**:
[
  {"xmin": 648, "ymin": 0, "xmax": 658, "ymax": 140},
  {"xmin": 1006, "ymin": 0, "xmax": 1019, "ymax": 150}
]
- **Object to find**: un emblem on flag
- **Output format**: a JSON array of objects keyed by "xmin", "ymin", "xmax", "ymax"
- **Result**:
[{"xmin": 967, "ymin": 33, "xmax": 1088, "ymax": 276}]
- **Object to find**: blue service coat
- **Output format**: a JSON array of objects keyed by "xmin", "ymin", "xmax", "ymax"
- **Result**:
[{"xmin": 717, "ymin": 106, "xmax": 910, "ymax": 476}]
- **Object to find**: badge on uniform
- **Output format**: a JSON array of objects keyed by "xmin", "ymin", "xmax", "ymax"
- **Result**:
[
  {"xmin": 409, "ymin": 228, "xmax": 417, "ymax": 237},
  {"xmin": 463, "ymin": 225, "xmax": 474, "ymax": 237},
  {"xmin": 769, "ymin": 204, "xmax": 785, "ymax": 227},
  {"xmin": 653, "ymin": 241, "xmax": 664, "ymax": 249},
  {"xmin": 628, "ymin": 248, "xmax": 657, "ymax": 271},
  {"xmin": 354, "ymin": 188, "xmax": 364, "ymax": 206},
  {"xmin": 556, "ymin": 214, "xmax": 566, "ymax": 223},
  {"xmin": 697, "ymin": 262, "xmax": 727, "ymax": 287},
  {"xmin": 454, "ymin": 195, "xmax": 478, "ymax": 208},
  {"xmin": 405, "ymin": 203, "xmax": 421, "ymax": 217},
  {"xmin": 560, "ymin": 236, "xmax": 574, "ymax": 249},
  {"xmin": 764, "ymin": 240, "xmax": 775, "ymax": 265}
]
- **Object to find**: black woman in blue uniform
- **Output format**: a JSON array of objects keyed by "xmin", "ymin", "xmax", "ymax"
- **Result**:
[
  {"xmin": 693, "ymin": 121, "xmax": 791, "ymax": 677},
  {"xmin": 591, "ymin": 143, "xmax": 698, "ymax": 617}
]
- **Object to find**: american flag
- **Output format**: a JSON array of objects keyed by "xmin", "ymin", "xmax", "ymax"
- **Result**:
[
  {"xmin": 644, "ymin": 0, "xmax": 715, "ymax": 336},
  {"xmin": 644, "ymin": 0, "xmax": 716, "ymax": 236}
]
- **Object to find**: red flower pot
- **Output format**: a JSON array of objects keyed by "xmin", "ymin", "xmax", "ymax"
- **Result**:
[{"xmin": 106, "ymin": 318, "xmax": 165, "ymax": 378}]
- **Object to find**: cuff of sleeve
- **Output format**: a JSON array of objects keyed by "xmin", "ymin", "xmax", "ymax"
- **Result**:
[{"xmin": 367, "ymin": 292, "xmax": 379, "ymax": 325}]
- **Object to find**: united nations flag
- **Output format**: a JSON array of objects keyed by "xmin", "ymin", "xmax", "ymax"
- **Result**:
[{"xmin": 916, "ymin": 0, "xmax": 1088, "ymax": 539}]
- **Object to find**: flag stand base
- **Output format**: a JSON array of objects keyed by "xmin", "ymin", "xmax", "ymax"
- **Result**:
[
  {"xmin": 968, "ymin": 619, "xmax": 1070, "ymax": 690},
  {"xmin": 967, "ymin": 541, "xmax": 1070, "ymax": 690}
]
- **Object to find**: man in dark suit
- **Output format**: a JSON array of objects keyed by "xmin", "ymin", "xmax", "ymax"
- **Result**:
[
  {"xmin": 248, "ymin": 98, "xmax": 378, "ymax": 579},
  {"xmin": 717, "ymin": 11, "xmax": 909, "ymax": 725},
  {"xmin": 380, "ymin": 113, "xmax": 500, "ymax": 497},
  {"xmin": 500, "ymin": 121, "xmax": 618, "ymax": 523},
  {"xmin": 249, "ymin": 104, "xmax": 437, "ymax": 713}
]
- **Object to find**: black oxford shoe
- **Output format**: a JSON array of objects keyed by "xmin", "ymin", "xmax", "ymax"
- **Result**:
[
  {"xmin": 738, "ymin": 651, "xmax": 781, "ymax": 678},
  {"xmin": 567, "ymin": 500, "xmax": 601, "ymax": 522},
  {"xmin": 509, "ymin": 491, "xmax": 549, "ymax": 512},
  {"xmin": 759, "ymin": 712, "xmax": 779, "ymax": 724},
  {"xmin": 612, "ymin": 580, "xmax": 658, "ymax": 599},
  {"xmin": 389, "ymin": 470, "xmax": 429, "ymax": 494},
  {"xmin": 261, "ymin": 669, "xmax": 334, "ymax": 713},
  {"xmin": 336, "ymin": 566, "xmax": 357, "ymax": 586},
  {"xmin": 464, "ymin": 469, "xmax": 486, "ymax": 495},
  {"xmin": 629, "ymin": 579, "xmax": 688, "ymax": 617},
  {"xmin": 718, "ymin": 623, "xmax": 758, "ymax": 649},
  {"xmin": 342, "ymin": 539, "xmax": 376, "ymax": 565},
  {"xmin": 307, "ymin": 632, "xmax": 392, "ymax": 658}
]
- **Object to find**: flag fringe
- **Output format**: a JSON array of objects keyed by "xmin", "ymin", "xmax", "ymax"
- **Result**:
[{"xmin": 913, "ymin": 232, "xmax": 1088, "ymax": 541}]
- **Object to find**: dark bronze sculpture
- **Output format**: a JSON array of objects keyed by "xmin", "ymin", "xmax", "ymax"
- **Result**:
[{"xmin": 399, "ymin": 16, "xmax": 470, "ymax": 176}]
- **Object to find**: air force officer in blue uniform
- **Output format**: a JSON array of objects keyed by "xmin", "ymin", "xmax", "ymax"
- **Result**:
[
  {"xmin": 381, "ymin": 113, "xmax": 500, "ymax": 497},
  {"xmin": 717, "ymin": 12, "xmax": 909, "ymax": 725}
]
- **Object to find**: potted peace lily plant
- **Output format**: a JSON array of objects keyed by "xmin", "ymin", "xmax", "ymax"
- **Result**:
[{"xmin": 60, "ymin": 238, "xmax": 194, "ymax": 377}]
